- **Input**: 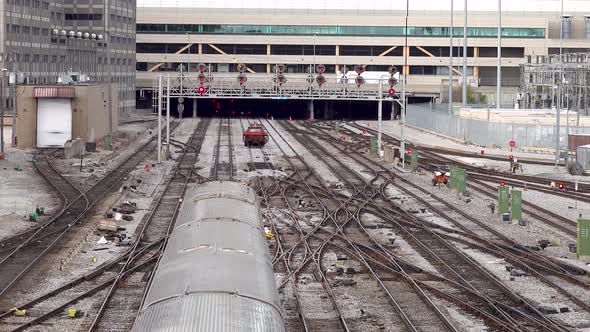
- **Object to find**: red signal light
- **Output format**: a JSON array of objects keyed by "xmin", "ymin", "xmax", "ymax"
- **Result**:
[
  {"xmin": 500, "ymin": 181, "xmax": 506, "ymax": 187},
  {"xmin": 197, "ymin": 86, "xmax": 206, "ymax": 94},
  {"xmin": 389, "ymin": 88, "xmax": 395, "ymax": 95},
  {"xmin": 407, "ymin": 148, "xmax": 412, "ymax": 156},
  {"xmin": 558, "ymin": 183, "xmax": 565, "ymax": 190},
  {"xmin": 508, "ymin": 155, "xmax": 514, "ymax": 160}
]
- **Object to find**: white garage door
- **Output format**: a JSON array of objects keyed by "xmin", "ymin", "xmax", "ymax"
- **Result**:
[{"xmin": 37, "ymin": 98, "xmax": 72, "ymax": 148}]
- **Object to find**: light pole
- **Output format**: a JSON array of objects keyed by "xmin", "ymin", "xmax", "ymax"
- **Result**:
[
  {"xmin": 401, "ymin": 0, "xmax": 409, "ymax": 168},
  {"xmin": 462, "ymin": 0, "xmax": 467, "ymax": 107},
  {"xmin": 0, "ymin": 68, "xmax": 5, "ymax": 155},
  {"xmin": 449, "ymin": 0, "xmax": 454, "ymax": 114},
  {"xmin": 378, "ymin": 78, "xmax": 383, "ymax": 154},
  {"xmin": 497, "ymin": 0, "xmax": 502, "ymax": 112},
  {"xmin": 157, "ymin": 74, "xmax": 162, "ymax": 163},
  {"xmin": 555, "ymin": 0, "xmax": 564, "ymax": 167}
]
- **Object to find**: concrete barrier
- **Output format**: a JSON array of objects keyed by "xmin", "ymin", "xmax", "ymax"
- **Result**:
[{"xmin": 64, "ymin": 137, "xmax": 84, "ymax": 159}]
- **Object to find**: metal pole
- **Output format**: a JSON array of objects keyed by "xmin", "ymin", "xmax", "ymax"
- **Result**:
[
  {"xmin": 566, "ymin": 85, "xmax": 570, "ymax": 140},
  {"xmin": 166, "ymin": 75, "xmax": 170, "ymax": 148},
  {"xmin": 10, "ymin": 76, "xmax": 15, "ymax": 147},
  {"xmin": 556, "ymin": 0, "xmax": 563, "ymax": 167},
  {"xmin": 157, "ymin": 75, "xmax": 162, "ymax": 163},
  {"xmin": 496, "ymin": 0, "xmax": 502, "ymax": 111},
  {"xmin": 80, "ymin": 144, "xmax": 84, "ymax": 172},
  {"xmin": 462, "ymin": 0, "xmax": 467, "ymax": 107},
  {"xmin": 449, "ymin": 0, "xmax": 454, "ymax": 114},
  {"xmin": 378, "ymin": 78, "xmax": 383, "ymax": 153},
  {"xmin": 401, "ymin": 0, "xmax": 409, "ymax": 168},
  {"xmin": 104, "ymin": 0, "xmax": 113, "ymax": 150},
  {"xmin": 0, "ymin": 69, "xmax": 4, "ymax": 155}
]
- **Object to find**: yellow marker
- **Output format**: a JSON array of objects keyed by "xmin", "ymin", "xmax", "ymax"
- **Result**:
[
  {"xmin": 68, "ymin": 308, "xmax": 77, "ymax": 318},
  {"xmin": 12, "ymin": 308, "xmax": 27, "ymax": 316},
  {"xmin": 92, "ymin": 257, "xmax": 97, "ymax": 263}
]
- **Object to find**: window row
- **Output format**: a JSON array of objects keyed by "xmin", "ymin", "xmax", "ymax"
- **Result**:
[
  {"xmin": 65, "ymin": 13, "xmax": 103, "ymax": 21},
  {"xmin": 137, "ymin": 24, "xmax": 545, "ymax": 39},
  {"xmin": 136, "ymin": 62, "xmax": 473, "ymax": 76},
  {"xmin": 6, "ymin": 24, "xmax": 49, "ymax": 36},
  {"xmin": 6, "ymin": 0, "xmax": 49, "ymax": 9},
  {"xmin": 136, "ymin": 43, "xmax": 524, "ymax": 58}
]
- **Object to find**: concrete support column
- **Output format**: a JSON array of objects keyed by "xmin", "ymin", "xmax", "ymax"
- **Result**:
[
  {"xmin": 192, "ymin": 98, "xmax": 197, "ymax": 118},
  {"xmin": 403, "ymin": 46, "xmax": 410, "ymax": 75},
  {"xmin": 335, "ymin": 45, "xmax": 340, "ymax": 73},
  {"xmin": 266, "ymin": 45, "xmax": 271, "ymax": 74},
  {"xmin": 391, "ymin": 101, "xmax": 395, "ymax": 120},
  {"xmin": 309, "ymin": 100, "xmax": 314, "ymax": 120},
  {"xmin": 198, "ymin": 44, "xmax": 202, "ymax": 55},
  {"xmin": 473, "ymin": 47, "xmax": 479, "ymax": 78}
]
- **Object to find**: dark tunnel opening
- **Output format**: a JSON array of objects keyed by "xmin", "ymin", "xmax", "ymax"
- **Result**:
[{"xmin": 161, "ymin": 98, "xmax": 402, "ymax": 120}]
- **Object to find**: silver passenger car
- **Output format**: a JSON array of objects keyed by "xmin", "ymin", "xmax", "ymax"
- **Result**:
[{"xmin": 131, "ymin": 181, "xmax": 285, "ymax": 332}]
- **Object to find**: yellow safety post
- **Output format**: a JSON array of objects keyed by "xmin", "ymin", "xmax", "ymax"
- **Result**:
[{"xmin": 68, "ymin": 308, "xmax": 78, "ymax": 318}]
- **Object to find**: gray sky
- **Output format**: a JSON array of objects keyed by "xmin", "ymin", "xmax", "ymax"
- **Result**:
[{"xmin": 138, "ymin": 0, "xmax": 590, "ymax": 12}]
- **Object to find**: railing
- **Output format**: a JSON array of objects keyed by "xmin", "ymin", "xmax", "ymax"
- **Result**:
[{"xmin": 158, "ymin": 73, "xmax": 398, "ymax": 101}]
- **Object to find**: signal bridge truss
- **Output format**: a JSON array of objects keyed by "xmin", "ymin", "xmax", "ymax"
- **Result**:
[{"xmin": 156, "ymin": 73, "xmax": 402, "ymax": 102}]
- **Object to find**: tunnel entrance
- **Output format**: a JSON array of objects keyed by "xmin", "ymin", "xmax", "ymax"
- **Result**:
[{"xmin": 161, "ymin": 98, "xmax": 397, "ymax": 120}]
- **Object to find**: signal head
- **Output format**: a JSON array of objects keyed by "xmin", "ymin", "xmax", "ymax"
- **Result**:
[
  {"xmin": 197, "ymin": 86, "xmax": 206, "ymax": 95},
  {"xmin": 389, "ymin": 88, "xmax": 396, "ymax": 96},
  {"xmin": 558, "ymin": 183, "xmax": 565, "ymax": 190},
  {"xmin": 500, "ymin": 181, "xmax": 506, "ymax": 187}
]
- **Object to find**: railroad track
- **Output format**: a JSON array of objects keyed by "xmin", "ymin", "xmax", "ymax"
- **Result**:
[
  {"xmin": 349, "ymin": 121, "xmax": 590, "ymax": 198},
  {"xmin": 0, "ymin": 149, "xmax": 86, "ymax": 258},
  {"xmin": 0, "ymin": 119, "xmax": 210, "ymax": 331},
  {"xmin": 344, "ymin": 123, "xmax": 582, "ymax": 240},
  {"xmin": 305, "ymin": 121, "xmax": 590, "ymax": 326},
  {"xmin": 0, "ymin": 121, "xmax": 179, "ymax": 303},
  {"xmin": 211, "ymin": 117, "xmax": 235, "ymax": 181},
  {"xmin": 265, "ymin": 120, "xmax": 460, "ymax": 331},
  {"xmin": 283, "ymin": 120, "xmax": 568, "ymax": 331},
  {"xmin": 85, "ymin": 118, "xmax": 210, "ymax": 332}
]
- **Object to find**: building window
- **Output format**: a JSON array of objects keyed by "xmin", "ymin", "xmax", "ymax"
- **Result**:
[{"xmin": 137, "ymin": 24, "xmax": 545, "ymax": 39}]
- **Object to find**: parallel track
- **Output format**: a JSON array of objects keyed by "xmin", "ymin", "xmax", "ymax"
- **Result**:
[
  {"xmin": 0, "ymin": 121, "xmax": 179, "ymax": 304},
  {"xmin": 0, "ymin": 119, "xmax": 210, "ymax": 332}
]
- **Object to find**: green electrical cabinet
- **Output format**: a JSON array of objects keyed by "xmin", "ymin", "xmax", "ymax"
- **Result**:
[
  {"xmin": 451, "ymin": 166, "xmax": 458, "ymax": 190},
  {"xmin": 410, "ymin": 150, "xmax": 418, "ymax": 171},
  {"xmin": 510, "ymin": 190, "xmax": 522, "ymax": 221},
  {"xmin": 498, "ymin": 186, "xmax": 510, "ymax": 215},
  {"xmin": 577, "ymin": 219, "xmax": 590, "ymax": 257},
  {"xmin": 370, "ymin": 137, "xmax": 378, "ymax": 154},
  {"xmin": 456, "ymin": 168, "xmax": 466, "ymax": 193}
]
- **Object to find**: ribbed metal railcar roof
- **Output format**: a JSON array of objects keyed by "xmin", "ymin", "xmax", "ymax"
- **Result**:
[
  {"xmin": 131, "ymin": 293, "xmax": 285, "ymax": 332},
  {"xmin": 144, "ymin": 219, "xmax": 279, "ymax": 310},
  {"xmin": 131, "ymin": 181, "xmax": 284, "ymax": 332},
  {"xmin": 189, "ymin": 181, "xmax": 256, "ymax": 205}
]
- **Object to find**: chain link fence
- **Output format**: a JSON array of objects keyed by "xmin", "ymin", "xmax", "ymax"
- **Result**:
[{"xmin": 406, "ymin": 103, "xmax": 590, "ymax": 149}]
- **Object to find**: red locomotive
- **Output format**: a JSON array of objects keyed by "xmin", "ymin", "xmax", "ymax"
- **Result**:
[{"xmin": 243, "ymin": 123, "xmax": 269, "ymax": 147}]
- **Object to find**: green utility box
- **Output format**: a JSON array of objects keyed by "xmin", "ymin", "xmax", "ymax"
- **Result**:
[
  {"xmin": 456, "ymin": 168, "xmax": 466, "ymax": 193},
  {"xmin": 451, "ymin": 165, "xmax": 459, "ymax": 190},
  {"xmin": 410, "ymin": 150, "xmax": 418, "ymax": 171},
  {"xmin": 577, "ymin": 219, "xmax": 590, "ymax": 257},
  {"xmin": 510, "ymin": 190, "xmax": 522, "ymax": 221},
  {"xmin": 498, "ymin": 186, "xmax": 510, "ymax": 215},
  {"xmin": 450, "ymin": 166, "xmax": 466, "ymax": 193},
  {"xmin": 335, "ymin": 122, "xmax": 340, "ymax": 134},
  {"xmin": 370, "ymin": 137, "xmax": 378, "ymax": 154}
]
